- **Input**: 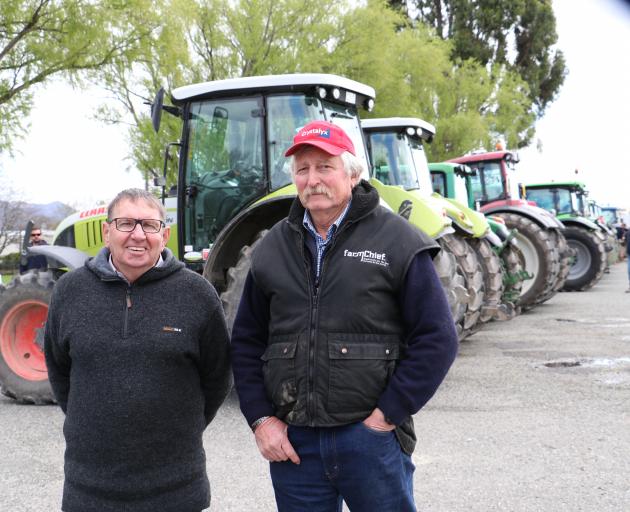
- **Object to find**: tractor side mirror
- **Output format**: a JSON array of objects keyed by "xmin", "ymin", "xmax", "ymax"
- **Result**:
[
  {"xmin": 151, "ymin": 87, "xmax": 165, "ymax": 133},
  {"xmin": 20, "ymin": 220, "xmax": 34, "ymax": 266}
]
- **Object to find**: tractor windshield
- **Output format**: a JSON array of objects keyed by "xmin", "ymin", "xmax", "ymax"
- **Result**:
[
  {"xmin": 266, "ymin": 95, "xmax": 371, "ymax": 186},
  {"xmin": 366, "ymin": 132, "xmax": 432, "ymax": 194}
]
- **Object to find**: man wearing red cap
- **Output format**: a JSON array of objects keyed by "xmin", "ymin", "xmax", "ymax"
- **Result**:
[{"xmin": 231, "ymin": 120, "xmax": 458, "ymax": 511}]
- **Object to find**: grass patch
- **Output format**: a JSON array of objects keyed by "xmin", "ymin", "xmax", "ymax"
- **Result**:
[{"xmin": 1, "ymin": 273, "xmax": 16, "ymax": 285}]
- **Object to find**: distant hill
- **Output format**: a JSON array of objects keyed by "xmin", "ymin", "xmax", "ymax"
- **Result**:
[{"xmin": 15, "ymin": 201, "xmax": 75, "ymax": 230}]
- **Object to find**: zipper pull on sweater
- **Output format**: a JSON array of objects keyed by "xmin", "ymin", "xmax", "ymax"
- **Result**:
[{"xmin": 126, "ymin": 288, "xmax": 132, "ymax": 308}]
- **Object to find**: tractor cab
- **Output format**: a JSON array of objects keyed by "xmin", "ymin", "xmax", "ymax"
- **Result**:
[
  {"xmin": 150, "ymin": 75, "xmax": 375, "ymax": 287},
  {"xmin": 449, "ymin": 151, "xmax": 523, "ymax": 209},
  {"xmin": 161, "ymin": 75, "xmax": 374, "ymax": 268},
  {"xmin": 522, "ymin": 181, "xmax": 586, "ymax": 217},
  {"xmin": 361, "ymin": 117, "xmax": 434, "ymax": 195}
]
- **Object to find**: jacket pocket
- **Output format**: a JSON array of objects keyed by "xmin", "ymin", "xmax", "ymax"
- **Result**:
[
  {"xmin": 261, "ymin": 339, "xmax": 298, "ymax": 412},
  {"xmin": 327, "ymin": 334, "xmax": 399, "ymax": 414}
]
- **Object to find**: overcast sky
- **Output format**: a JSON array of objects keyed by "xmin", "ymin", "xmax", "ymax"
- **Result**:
[{"xmin": 1, "ymin": 0, "xmax": 629, "ymax": 211}]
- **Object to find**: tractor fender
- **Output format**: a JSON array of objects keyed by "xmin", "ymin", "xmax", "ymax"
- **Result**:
[
  {"xmin": 560, "ymin": 217, "xmax": 601, "ymax": 232},
  {"xmin": 480, "ymin": 203, "xmax": 564, "ymax": 230},
  {"xmin": 204, "ymin": 195, "xmax": 295, "ymax": 289},
  {"xmin": 28, "ymin": 245, "xmax": 90, "ymax": 271}
]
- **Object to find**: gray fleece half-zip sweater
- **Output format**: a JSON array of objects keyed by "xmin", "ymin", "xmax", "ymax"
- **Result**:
[{"xmin": 44, "ymin": 248, "xmax": 231, "ymax": 512}]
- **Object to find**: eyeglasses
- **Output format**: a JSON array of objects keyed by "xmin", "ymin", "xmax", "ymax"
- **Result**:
[
  {"xmin": 31, "ymin": 233, "xmax": 42, "ymax": 237},
  {"xmin": 108, "ymin": 218, "xmax": 165, "ymax": 234}
]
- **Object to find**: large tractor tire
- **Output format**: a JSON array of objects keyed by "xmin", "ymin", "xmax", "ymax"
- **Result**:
[
  {"xmin": 433, "ymin": 239, "xmax": 468, "ymax": 341},
  {"xmin": 536, "ymin": 228, "xmax": 571, "ymax": 303},
  {"xmin": 497, "ymin": 243, "xmax": 524, "ymax": 319},
  {"xmin": 495, "ymin": 213, "xmax": 559, "ymax": 311},
  {"xmin": 220, "ymin": 231, "xmax": 269, "ymax": 333},
  {"xmin": 468, "ymin": 238, "xmax": 503, "ymax": 324},
  {"xmin": 438, "ymin": 234, "xmax": 485, "ymax": 340},
  {"xmin": 0, "ymin": 270, "xmax": 55, "ymax": 404},
  {"xmin": 562, "ymin": 226, "xmax": 606, "ymax": 291}
]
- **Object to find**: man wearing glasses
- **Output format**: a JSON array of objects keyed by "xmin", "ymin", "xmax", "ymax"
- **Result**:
[
  {"xmin": 44, "ymin": 188, "xmax": 231, "ymax": 512},
  {"xmin": 18, "ymin": 227, "xmax": 48, "ymax": 273}
]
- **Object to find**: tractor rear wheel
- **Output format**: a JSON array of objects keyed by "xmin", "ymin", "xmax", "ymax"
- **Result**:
[
  {"xmin": 0, "ymin": 270, "xmax": 55, "ymax": 404},
  {"xmin": 562, "ymin": 226, "xmax": 606, "ymax": 291},
  {"xmin": 469, "ymin": 237, "xmax": 503, "ymax": 324},
  {"xmin": 438, "ymin": 234, "xmax": 485, "ymax": 340},
  {"xmin": 433, "ymin": 239, "xmax": 467, "ymax": 341},
  {"xmin": 220, "ymin": 231, "xmax": 269, "ymax": 333},
  {"xmin": 536, "ymin": 228, "xmax": 570, "ymax": 303},
  {"xmin": 496, "ymin": 213, "xmax": 557, "ymax": 311},
  {"xmin": 497, "ymin": 243, "xmax": 524, "ymax": 319}
]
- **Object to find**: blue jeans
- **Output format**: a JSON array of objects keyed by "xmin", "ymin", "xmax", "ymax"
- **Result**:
[{"xmin": 269, "ymin": 422, "xmax": 416, "ymax": 511}]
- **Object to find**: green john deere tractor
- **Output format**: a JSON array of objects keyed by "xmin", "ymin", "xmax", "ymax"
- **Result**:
[
  {"xmin": 429, "ymin": 161, "xmax": 526, "ymax": 318},
  {"xmin": 0, "ymin": 74, "xmax": 466, "ymax": 403},
  {"xmin": 522, "ymin": 182, "xmax": 607, "ymax": 291}
]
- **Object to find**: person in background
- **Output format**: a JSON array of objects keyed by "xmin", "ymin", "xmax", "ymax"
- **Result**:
[
  {"xmin": 231, "ymin": 121, "xmax": 458, "ymax": 511},
  {"xmin": 617, "ymin": 222, "xmax": 627, "ymax": 261},
  {"xmin": 45, "ymin": 188, "xmax": 231, "ymax": 512},
  {"xmin": 19, "ymin": 227, "xmax": 48, "ymax": 273}
]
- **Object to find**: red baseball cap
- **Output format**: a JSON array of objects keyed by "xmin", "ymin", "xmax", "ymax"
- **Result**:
[{"xmin": 284, "ymin": 120, "xmax": 356, "ymax": 157}]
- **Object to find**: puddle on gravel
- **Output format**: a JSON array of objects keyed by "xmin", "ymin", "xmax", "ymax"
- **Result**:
[{"xmin": 541, "ymin": 357, "xmax": 630, "ymax": 369}]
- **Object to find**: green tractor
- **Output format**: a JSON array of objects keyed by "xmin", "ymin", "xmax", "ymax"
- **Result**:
[
  {"xmin": 0, "ymin": 74, "xmax": 466, "ymax": 403},
  {"xmin": 522, "ymin": 181, "xmax": 608, "ymax": 291},
  {"xmin": 448, "ymin": 150, "xmax": 569, "ymax": 310},
  {"xmin": 429, "ymin": 161, "xmax": 526, "ymax": 318},
  {"xmin": 362, "ymin": 117, "xmax": 518, "ymax": 339}
]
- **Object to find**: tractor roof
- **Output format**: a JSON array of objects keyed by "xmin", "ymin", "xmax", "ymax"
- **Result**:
[
  {"xmin": 429, "ymin": 161, "xmax": 474, "ymax": 176},
  {"xmin": 171, "ymin": 73, "xmax": 375, "ymax": 106},
  {"xmin": 448, "ymin": 150, "xmax": 518, "ymax": 164},
  {"xmin": 362, "ymin": 117, "xmax": 435, "ymax": 142},
  {"xmin": 525, "ymin": 181, "xmax": 588, "ymax": 191}
]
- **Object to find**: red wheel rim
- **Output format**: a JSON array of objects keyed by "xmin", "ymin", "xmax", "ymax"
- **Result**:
[{"xmin": 0, "ymin": 300, "xmax": 48, "ymax": 381}]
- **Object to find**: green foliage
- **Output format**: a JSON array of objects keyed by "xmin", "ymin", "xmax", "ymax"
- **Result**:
[
  {"xmin": 397, "ymin": 0, "xmax": 567, "ymax": 123},
  {"xmin": 0, "ymin": 0, "xmax": 158, "ymax": 153},
  {"xmin": 0, "ymin": 252, "xmax": 20, "ymax": 274},
  {"xmin": 90, "ymin": 0, "xmax": 539, "ymax": 182}
]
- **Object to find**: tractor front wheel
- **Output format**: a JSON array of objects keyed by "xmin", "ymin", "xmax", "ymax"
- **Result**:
[
  {"xmin": 0, "ymin": 270, "xmax": 55, "ymax": 404},
  {"xmin": 563, "ymin": 227, "xmax": 606, "ymax": 291},
  {"xmin": 220, "ymin": 231, "xmax": 269, "ymax": 333}
]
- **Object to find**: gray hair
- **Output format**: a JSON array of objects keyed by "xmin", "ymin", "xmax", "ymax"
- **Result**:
[
  {"xmin": 290, "ymin": 150, "xmax": 364, "ymax": 182},
  {"xmin": 107, "ymin": 188, "xmax": 166, "ymax": 221}
]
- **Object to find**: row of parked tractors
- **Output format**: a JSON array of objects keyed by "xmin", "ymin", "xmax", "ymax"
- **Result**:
[{"xmin": 0, "ymin": 73, "xmax": 624, "ymax": 405}]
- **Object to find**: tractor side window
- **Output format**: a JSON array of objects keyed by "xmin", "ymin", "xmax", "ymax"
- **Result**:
[
  {"xmin": 267, "ymin": 94, "xmax": 322, "ymax": 190},
  {"xmin": 431, "ymin": 172, "xmax": 446, "ymax": 196},
  {"xmin": 54, "ymin": 226, "xmax": 75, "ymax": 248},
  {"xmin": 556, "ymin": 189, "xmax": 572, "ymax": 214},
  {"xmin": 526, "ymin": 188, "xmax": 555, "ymax": 212}
]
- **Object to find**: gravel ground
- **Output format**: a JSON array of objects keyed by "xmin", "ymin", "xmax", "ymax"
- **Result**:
[{"xmin": 1, "ymin": 262, "xmax": 628, "ymax": 511}]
